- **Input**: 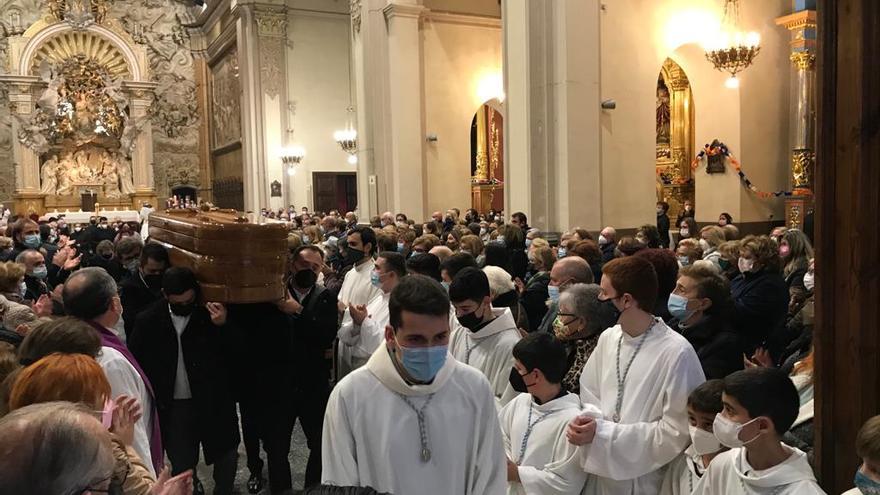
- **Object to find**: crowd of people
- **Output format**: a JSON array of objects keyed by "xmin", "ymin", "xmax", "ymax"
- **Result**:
[{"xmin": 0, "ymin": 202, "xmax": 875, "ymax": 495}]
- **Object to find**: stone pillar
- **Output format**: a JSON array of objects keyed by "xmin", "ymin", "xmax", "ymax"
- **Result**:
[
  {"xmin": 9, "ymin": 87, "xmax": 44, "ymax": 214},
  {"xmin": 776, "ymin": 8, "xmax": 817, "ymax": 229},
  {"xmin": 237, "ymin": 1, "xmax": 288, "ymax": 212},
  {"xmin": 502, "ymin": 0, "xmax": 601, "ymax": 231},
  {"xmin": 129, "ymin": 95, "xmax": 155, "ymax": 191}
]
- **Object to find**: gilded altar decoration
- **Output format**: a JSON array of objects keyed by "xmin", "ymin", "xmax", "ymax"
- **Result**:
[
  {"xmin": 791, "ymin": 149, "xmax": 815, "ymax": 189},
  {"xmin": 39, "ymin": 145, "xmax": 134, "ymax": 198},
  {"xmin": 656, "ymin": 59, "xmax": 694, "ymax": 214},
  {"xmin": 790, "ymin": 51, "xmax": 816, "ymax": 71},
  {"xmin": 47, "ymin": 0, "xmax": 114, "ymax": 28},
  {"xmin": 788, "ymin": 204, "xmax": 802, "ymax": 229},
  {"xmin": 656, "ymin": 81, "xmax": 671, "ymax": 146}
]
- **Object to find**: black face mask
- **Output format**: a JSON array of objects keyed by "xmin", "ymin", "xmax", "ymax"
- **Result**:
[
  {"xmin": 169, "ymin": 300, "xmax": 196, "ymax": 317},
  {"xmin": 601, "ymin": 298, "xmax": 622, "ymax": 322},
  {"xmin": 344, "ymin": 248, "xmax": 365, "ymax": 265},
  {"xmin": 509, "ymin": 367, "xmax": 532, "ymax": 394},
  {"xmin": 143, "ymin": 273, "xmax": 163, "ymax": 293},
  {"xmin": 293, "ymin": 269, "xmax": 318, "ymax": 289},
  {"xmin": 457, "ymin": 306, "xmax": 485, "ymax": 332}
]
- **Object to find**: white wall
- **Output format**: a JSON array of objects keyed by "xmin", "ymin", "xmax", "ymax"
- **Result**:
[
  {"xmin": 599, "ymin": 0, "xmax": 790, "ymax": 228},
  {"xmin": 422, "ymin": 18, "xmax": 502, "ymax": 217},
  {"xmin": 285, "ymin": 10, "xmax": 355, "ymax": 210}
]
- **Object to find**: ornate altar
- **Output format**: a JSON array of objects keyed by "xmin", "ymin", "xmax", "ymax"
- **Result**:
[
  {"xmin": 0, "ymin": 0, "xmax": 158, "ymax": 214},
  {"xmin": 656, "ymin": 58, "xmax": 695, "ymax": 220},
  {"xmin": 471, "ymin": 103, "xmax": 504, "ymax": 214}
]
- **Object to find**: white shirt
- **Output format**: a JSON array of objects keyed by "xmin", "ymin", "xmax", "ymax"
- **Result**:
[
  {"xmin": 660, "ymin": 445, "xmax": 712, "ymax": 495},
  {"xmin": 500, "ymin": 392, "xmax": 588, "ymax": 495},
  {"xmin": 338, "ymin": 291, "xmax": 391, "ymax": 370},
  {"xmin": 96, "ymin": 346, "xmax": 156, "ymax": 476},
  {"xmin": 322, "ymin": 344, "xmax": 506, "ymax": 495},
  {"xmin": 577, "ymin": 319, "xmax": 706, "ymax": 495},
  {"xmin": 170, "ymin": 309, "xmax": 192, "ymax": 400},
  {"xmin": 338, "ymin": 258, "xmax": 381, "ymax": 306},
  {"xmin": 693, "ymin": 446, "xmax": 826, "ymax": 494},
  {"xmin": 448, "ymin": 307, "xmax": 521, "ymax": 408}
]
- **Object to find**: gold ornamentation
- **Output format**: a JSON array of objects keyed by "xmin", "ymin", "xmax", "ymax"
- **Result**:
[
  {"xmin": 489, "ymin": 113, "xmax": 500, "ymax": 176},
  {"xmin": 475, "ymin": 151, "xmax": 489, "ymax": 181},
  {"xmin": 47, "ymin": 0, "xmax": 114, "ymax": 27},
  {"xmin": 791, "ymin": 149, "xmax": 815, "ymax": 189},
  {"xmin": 31, "ymin": 30, "xmax": 131, "ymax": 79},
  {"xmin": 790, "ymin": 52, "xmax": 816, "ymax": 71},
  {"xmin": 788, "ymin": 204, "xmax": 801, "ymax": 229}
]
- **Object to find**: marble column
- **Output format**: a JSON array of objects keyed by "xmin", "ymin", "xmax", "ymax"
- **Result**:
[
  {"xmin": 502, "ymin": 0, "xmax": 601, "ymax": 231},
  {"xmin": 236, "ymin": 1, "xmax": 288, "ymax": 212},
  {"xmin": 129, "ymin": 95, "xmax": 155, "ymax": 192},
  {"xmin": 9, "ymin": 87, "xmax": 43, "ymax": 213},
  {"xmin": 776, "ymin": 6, "xmax": 817, "ymax": 229}
]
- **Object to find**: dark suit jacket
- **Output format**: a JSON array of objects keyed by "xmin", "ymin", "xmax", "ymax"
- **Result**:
[
  {"xmin": 23, "ymin": 275, "xmax": 48, "ymax": 303},
  {"xmin": 731, "ymin": 269, "xmax": 789, "ymax": 356},
  {"xmin": 657, "ymin": 214, "xmax": 671, "ymax": 249},
  {"xmin": 288, "ymin": 283, "xmax": 338, "ymax": 389},
  {"xmin": 128, "ymin": 300, "xmax": 240, "ymax": 463},
  {"xmin": 120, "ymin": 274, "xmax": 161, "ymax": 339},
  {"xmin": 521, "ymin": 272, "xmax": 550, "ymax": 333}
]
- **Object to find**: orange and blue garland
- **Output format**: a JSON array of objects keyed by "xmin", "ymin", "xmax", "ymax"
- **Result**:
[{"xmin": 690, "ymin": 142, "xmax": 808, "ymax": 199}]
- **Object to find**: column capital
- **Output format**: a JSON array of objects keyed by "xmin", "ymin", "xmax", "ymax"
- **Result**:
[
  {"xmin": 383, "ymin": 2, "xmax": 427, "ymax": 21},
  {"xmin": 254, "ymin": 9, "xmax": 287, "ymax": 37},
  {"xmin": 790, "ymin": 51, "xmax": 816, "ymax": 70}
]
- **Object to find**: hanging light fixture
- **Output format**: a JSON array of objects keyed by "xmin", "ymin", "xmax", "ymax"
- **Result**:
[
  {"xmin": 334, "ymin": 10, "xmax": 358, "ymax": 161},
  {"xmin": 280, "ymin": 146, "xmax": 305, "ymax": 175},
  {"xmin": 704, "ymin": 0, "xmax": 761, "ymax": 88}
]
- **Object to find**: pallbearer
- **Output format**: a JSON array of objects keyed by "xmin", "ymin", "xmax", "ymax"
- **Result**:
[
  {"xmin": 566, "ymin": 257, "xmax": 705, "ymax": 494},
  {"xmin": 321, "ymin": 275, "xmax": 505, "ymax": 495}
]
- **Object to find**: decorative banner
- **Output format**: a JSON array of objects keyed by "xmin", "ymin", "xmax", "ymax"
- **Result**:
[{"xmin": 690, "ymin": 142, "xmax": 809, "ymax": 199}]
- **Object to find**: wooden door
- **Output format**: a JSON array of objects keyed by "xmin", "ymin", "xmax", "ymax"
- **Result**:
[{"xmin": 312, "ymin": 172, "xmax": 357, "ymax": 213}]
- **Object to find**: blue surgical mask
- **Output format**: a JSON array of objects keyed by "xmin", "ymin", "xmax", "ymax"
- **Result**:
[
  {"xmin": 558, "ymin": 248, "xmax": 567, "ymax": 259},
  {"xmin": 370, "ymin": 270, "xmax": 382, "ymax": 288},
  {"xmin": 31, "ymin": 265, "xmax": 48, "ymax": 280},
  {"xmin": 303, "ymin": 235, "xmax": 311, "ymax": 245},
  {"xmin": 855, "ymin": 469, "xmax": 880, "ymax": 495},
  {"xmin": 395, "ymin": 338, "xmax": 448, "ymax": 382},
  {"xmin": 678, "ymin": 256, "xmax": 690, "ymax": 267},
  {"xmin": 525, "ymin": 238, "xmax": 532, "ymax": 248},
  {"xmin": 548, "ymin": 284, "xmax": 560, "ymax": 304},
  {"xmin": 441, "ymin": 281, "xmax": 450, "ymax": 292},
  {"xmin": 397, "ymin": 242, "xmax": 405, "ymax": 253},
  {"xmin": 19, "ymin": 281, "xmax": 27, "ymax": 298},
  {"xmin": 23, "ymin": 234, "xmax": 41, "ymax": 248},
  {"xmin": 496, "ymin": 235, "xmax": 506, "ymax": 244},
  {"xmin": 667, "ymin": 293, "xmax": 692, "ymax": 321}
]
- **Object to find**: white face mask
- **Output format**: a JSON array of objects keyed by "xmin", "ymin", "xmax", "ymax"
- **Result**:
[
  {"xmin": 598, "ymin": 235, "xmax": 608, "ymax": 246},
  {"xmin": 699, "ymin": 239, "xmax": 710, "ymax": 252},
  {"xmin": 803, "ymin": 272, "xmax": 815, "ymax": 291},
  {"xmin": 738, "ymin": 257, "xmax": 755, "ymax": 274},
  {"xmin": 689, "ymin": 425, "xmax": 723, "ymax": 455},
  {"xmin": 680, "ymin": 228, "xmax": 690, "ymax": 238},
  {"xmin": 713, "ymin": 414, "xmax": 761, "ymax": 449}
]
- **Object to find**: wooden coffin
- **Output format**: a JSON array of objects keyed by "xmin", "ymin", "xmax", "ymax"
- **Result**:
[{"xmin": 148, "ymin": 209, "xmax": 289, "ymax": 303}]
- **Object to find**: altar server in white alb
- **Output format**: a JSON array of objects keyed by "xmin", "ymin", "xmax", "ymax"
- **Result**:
[
  {"xmin": 693, "ymin": 368, "xmax": 826, "ymax": 495},
  {"xmin": 336, "ymin": 227, "xmax": 383, "ymax": 376},
  {"xmin": 567, "ymin": 256, "xmax": 706, "ymax": 495},
  {"xmin": 501, "ymin": 332, "xmax": 590, "ymax": 495},
  {"xmin": 321, "ymin": 275, "xmax": 506, "ymax": 495},
  {"xmin": 337, "ymin": 251, "xmax": 406, "ymax": 371},
  {"xmin": 660, "ymin": 379, "xmax": 728, "ymax": 495},
  {"xmin": 448, "ymin": 267, "xmax": 521, "ymax": 407}
]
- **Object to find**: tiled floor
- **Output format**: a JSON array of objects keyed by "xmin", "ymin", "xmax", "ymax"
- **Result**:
[{"xmin": 194, "ymin": 421, "xmax": 309, "ymax": 495}]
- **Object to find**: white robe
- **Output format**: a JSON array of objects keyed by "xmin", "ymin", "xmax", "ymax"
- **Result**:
[
  {"xmin": 660, "ymin": 445, "xmax": 713, "ymax": 495},
  {"xmin": 337, "ymin": 291, "xmax": 391, "ymax": 371},
  {"xmin": 337, "ymin": 259, "xmax": 382, "ymax": 376},
  {"xmin": 577, "ymin": 319, "xmax": 706, "ymax": 495},
  {"xmin": 692, "ymin": 446, "xmax": 826, "ymax": 494},
  {"xmin": 500, "ymin": 392, "xmax": 588, "ymax": 495},
  {"xmin": 321, "ymin": 344, "xmax": 507, "ymax": 495},
  {"xmin": 449, "ymin": 307, "xmax": 521, "ymax": 408}
]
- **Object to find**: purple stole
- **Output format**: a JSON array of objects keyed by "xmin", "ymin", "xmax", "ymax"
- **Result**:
[{"xmin": 88, "ymin": 321, "xmax": 164, "ymax": 472}]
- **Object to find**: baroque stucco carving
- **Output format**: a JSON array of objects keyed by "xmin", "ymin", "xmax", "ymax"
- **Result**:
[{"xmin": 210, "ymin": 47, "xmax": 241, "ymax": 149}]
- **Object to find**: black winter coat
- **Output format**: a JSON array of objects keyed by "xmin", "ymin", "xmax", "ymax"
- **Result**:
[
  {"xmin": 731, "ymin": 269, "xmax": 789, "ymax": 356},
  {"xmin": 128, "ymin": 300, "xmax": 240, "ymax": 464},
  {"xmin": 673, "ymin": 315, "xmax": 744, "ymax": 379}
]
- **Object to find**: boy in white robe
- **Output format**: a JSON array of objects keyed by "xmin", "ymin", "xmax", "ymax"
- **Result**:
[
  {"xmin": 843, "ymin": 415, "xmax": 880, "ymax": 495},
  {"xmin": 500, "ymin": 332, "xmax": 589, "ymax": 495},
  {"xmin": 322, "ymin": 275, "xmax": 506, "ymax": 495},
  {"xmin": 337, "ymin": 252, "xmax": 405, "ymax": 370},
  {"xmin": 337, "ymin": 227, "xmax": 382, "ymax": 376},
  {"xmin": 566, "ymin": 256, "xmax": 706, "ymax": 495},
  {"xmin": 448, "ymin": 267, "xmax": 521, "ymax": 408},
  {"xmin": 661, "ymin": 379, "xmax": 728, "ymax": 495},
  {"xmin": 693, "ymin": 368, "xmax": 825, "ymax": 494}
]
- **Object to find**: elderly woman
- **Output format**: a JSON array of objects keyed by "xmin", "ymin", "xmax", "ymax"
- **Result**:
[
  {"xmin": 0, "ymin": 261, "xmax": 26, "ymax": 304},
  {"xmin": 731, "ymin": 235, "xmax": 789, "ymax": 358},
  {"xmin": 676, "ymin": 238, "xmax": 703, "ymax": 267},
  {"xmin": 555, "ymin": 283, "xmax": 619, "ymax": 394},
  {"xmin": 716, "ymin": 240, "xmax": 741, "ymax": 281},
  {"xmin": 483, "ymin": 265, "xmax": 529, "ymax": 334},
  {"xmin": 699, "ymin": 225, "xmax": 727, "ymax": 269},
  {"xmin": 520, "ymin": 246, "xmax": 554, "ymax": 333}
]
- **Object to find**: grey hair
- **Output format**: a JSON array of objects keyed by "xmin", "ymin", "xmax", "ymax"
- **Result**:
[
  {"xmin": 14, "ymin": 249, "xmax": 41, "ymax": 264},
  {"xmin": 559, "ymin": 283, "xmax": 619, "ymax": 335},
  {"xmin": 0, "ymin": 402, "xmax": 114, "ymax": 494},
  {"xmin": 115, "ymin": 235, "xmax": 144, "ymax": 257}
]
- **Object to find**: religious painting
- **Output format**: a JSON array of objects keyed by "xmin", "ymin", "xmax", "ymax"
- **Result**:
[
  {"xmin": 210, "ymin": 48, "xmax": 242, "ymax": 150},
  {"xmin": 270, "ymin": 180, "xmax": 282, "ymax": 197},
  {"xmin": 656, "ymin": 78, "xmax": 671, "ymax": 148},
  {"xmin": 706, "ymin": 139, "xmax": 728, "ymax": 174}
]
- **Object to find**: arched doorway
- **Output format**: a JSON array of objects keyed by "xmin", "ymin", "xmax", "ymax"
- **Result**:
[
  {"xmin": 470, "ymin": 100, "xmax": 504, "ymax": 215},
  {"xmin": 656, "ymin": 58, "xmax": 695, "ymax": 222}
]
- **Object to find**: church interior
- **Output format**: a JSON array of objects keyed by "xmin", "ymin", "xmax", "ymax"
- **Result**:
[{"xmin": 0, "ymin": 0, "xmax": 877, "ymax": 494}]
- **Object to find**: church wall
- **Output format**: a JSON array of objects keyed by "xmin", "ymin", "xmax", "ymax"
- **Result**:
[
  {"xmin": 285, "ymin": 9, "xmax": 353, "ymax": 211},
  {"xmin": 599, "ymin": 0, "xmax": 789, "ymax": 229},
  {"xmin": 421, "ymin": 17, "xmax": 502, "ymax": 219}
]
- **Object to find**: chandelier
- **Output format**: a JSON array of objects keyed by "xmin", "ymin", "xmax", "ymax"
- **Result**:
[
  {"xmin": 704, "ymin": 0, "xmax": 761, "ymax": 88},
  {"xmin": 280, "ymin": 146, "xmax": 305, "ymax": 175},
  {"xmin": 334, "ymin": 107, "xmax": 358, "ymax": 165}
]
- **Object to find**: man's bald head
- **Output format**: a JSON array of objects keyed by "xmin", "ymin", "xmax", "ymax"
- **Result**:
[
  {"xmin": 600, "ymin": 227, "xmax": 617, "ymax": 242},
  {"xmin": 550, "ymin": 256, "xmax": 593, "ymax": 287},
  {"xmin": 429, "ymin": 245, "xmax": 453, "ymax": 262}
]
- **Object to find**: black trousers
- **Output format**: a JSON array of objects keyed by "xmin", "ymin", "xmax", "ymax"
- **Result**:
[
  {"xmin": 292, "ymin": 383, "xmax": 330, "ymax": 489},
  {"xmin": 239, "ymin": 399, "xmax": 264, "ymax": 475},
  {"xmin": 164, "ymin": 399, "xmax": 238, "ymax": 495}
]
